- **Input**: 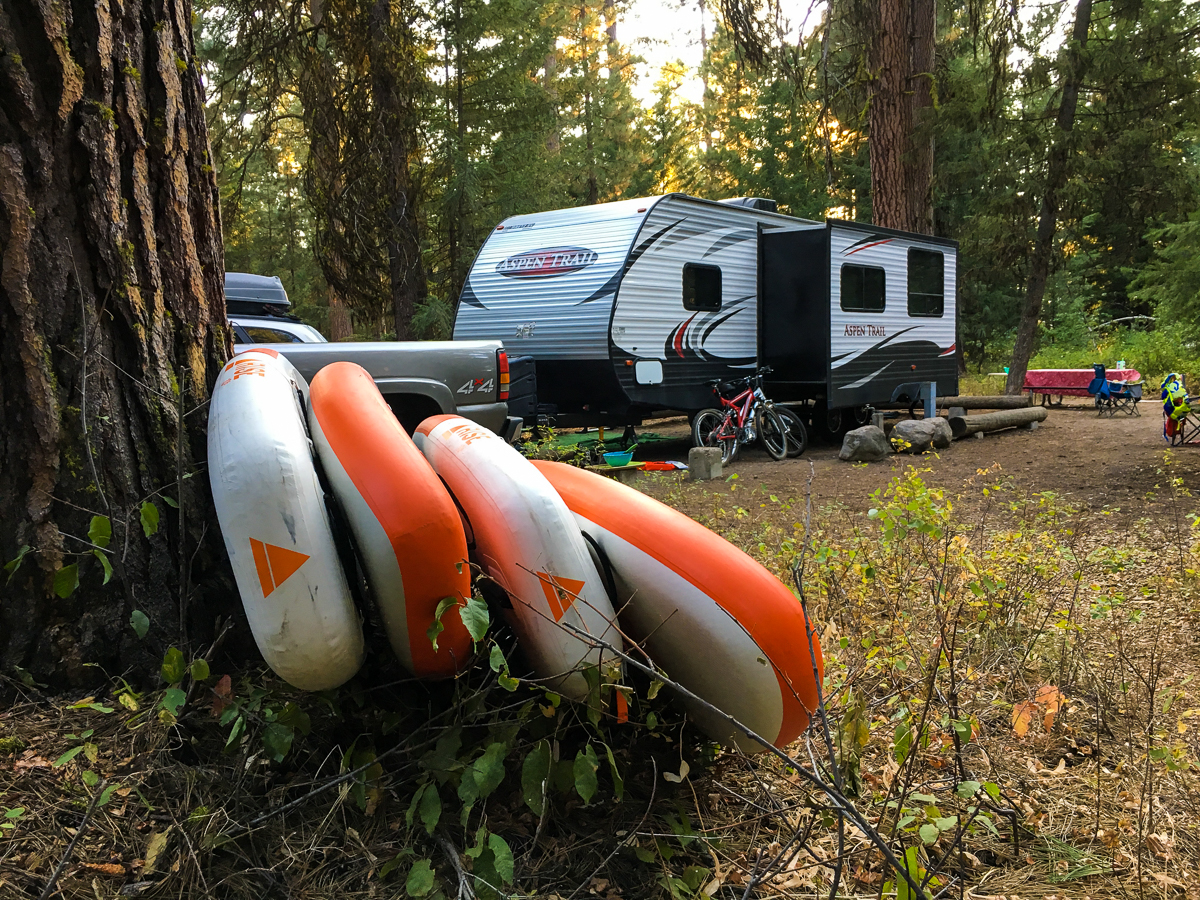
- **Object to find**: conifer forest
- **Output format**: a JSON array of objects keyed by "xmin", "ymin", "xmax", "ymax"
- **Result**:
[{"xmin": 4, "ymin": 1, "xmax": 1200, "ymax": 898}]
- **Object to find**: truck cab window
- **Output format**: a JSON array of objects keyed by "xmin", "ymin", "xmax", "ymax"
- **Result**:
[
  {"xmin": 683, "ymin": 263, "xmax": 722, "ymax": 311},
  {"xmin": 840, "ymin": 264, "xmax": 885, "ymax": 312},
  {"xmin": 244, "ymin": 326, "xmax": 303, "ymax": 343},
  {"xmin": 907, "ymin": 249, "xmax": 944, "ymax": 317}
]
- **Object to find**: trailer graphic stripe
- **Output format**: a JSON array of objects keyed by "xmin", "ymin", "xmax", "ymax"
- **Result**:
[
  {"xmin": 830, "ymin": 325, "xmax": 918, "ymax": 366},
  {"xmin": 844, "ymin": 238, "xmax": 894, "ymax": 255},
  {"xmin": 702, "ymin": 229, "xmax": 756, "ymax": 259}
]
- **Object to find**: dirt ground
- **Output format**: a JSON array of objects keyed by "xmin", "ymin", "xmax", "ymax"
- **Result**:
[{"xmin": 624, "ymin": 402, "xmax": 1200, "ymax": 525}]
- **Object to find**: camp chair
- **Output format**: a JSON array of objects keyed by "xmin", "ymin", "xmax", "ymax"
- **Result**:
[{"xmin": 1087, "ymin": 364, "xmax": 1142, "ymax": 417}]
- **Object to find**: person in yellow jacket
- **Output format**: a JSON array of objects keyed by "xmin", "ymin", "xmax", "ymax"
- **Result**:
[{"xmin": 1162, "ymin": 373, "xmax": 1190, "ymax": 440}]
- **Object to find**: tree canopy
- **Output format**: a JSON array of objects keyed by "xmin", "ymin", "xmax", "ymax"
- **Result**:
[{"xmin": 198, "ymin": 0, "xmax": 1200, "ymax": 368}]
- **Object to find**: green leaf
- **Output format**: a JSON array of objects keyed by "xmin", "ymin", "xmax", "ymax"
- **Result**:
[
  {"xmin": 427, "ymin": 597, "xmax": 458, "ymax": 650},
  {"xmin": 189, "ymin": 659, "xmax": 210, "ymax": 682},
  {"xmin": 458, "ymin": 595, "xmax": 490, "ymax": 642},
  {"xmin": 934, "ymin": 816, "xmax": 958, "ymax": 831},
  {"xmin": 4, "ymin": 545, "xmax": 31, "ymax": 582},
  {"xmin": 487, "ymin": 832, "xmax": 514, "ymax": 884},
  {"xmin": 53, "ymin": 746, "xmax": 85, "ymax": 767},
  {"xmin": 161, "ymin": 687, "xmax": 186, "ymax": 717},
  {"xmin": 162, "ymin": 495, "xmax": 179, "ymax": 509},
  {"xmin": 97, "ymin": 784, "xmax": 118, "ymax": 807},
  {"xmin": 53, "ymin": 564, "xmax": 79, "ymax": 599},
  {"xmin": 489, "ymin": 643, "xmax": 506, "ymax": 673},
  {"xmin": 160, "ymin": 647, "xmax": 186, "ymax": 684},
  {"xmin": 426, "ymin": 619, "xmax": 444, "ymax": 650},
  {"xmin": 276, "ymin": 703, "xmax": 311, "ymax": 735},
  {"xmin": 3, "ymin": 808, "xmax": 24, "ymax": 819},
  {"xmin": 130, "ymin": 609, "xmax": 150, "ymax": 639},
  {"xmin": 405, "ymin": 858, "xmax": 436, "ymax": 897},
  {"xmin": 140, "ymin": 501, "xmax": 160, "ymax": 538},
  {"xmin": 893, "ymin": 719, "xmax": 913, "ymax": 764},
  {"xmin": 471, "ymin": 743, "xmax": 507, "ymax": 800},
  {"xmin": 88, "ymin": 515, "xmax": 112, "ymax": 549},
  {"xmin": 498, "ymin": 672, "xmax": 519, "ymax": 691},
  {"xmin": 262, "ymin": 723, "xmax": 295, "ymax": 761},
  {"xmin": 521, "ymin": 740, "xmax": 551, "ymax": 816},
  {"xmin": 956, "ymin": 780, "xmax": 981, "ymax": 799},
  {"xmin": 225, "ymin": 715, "xmax": 246, "ymax": 751},
  {"xmin": 82, "ymin": 769, "xmax": 99, "ymax": 787},
  {"xmin": 603, "ymin": 742, "xmax": 625, "ymax": 801},
  {"xmin": 919, "ymin": 822, "xmax": 940, "ymax": 844},
  {"xmin": 378, "ymin": 849, "xmax": 413, "ymax": 882},
  {"xmin": 574, "ymin": 745, "xmax": 599, "ymax": 804},
  {"xmin": 418, "ymin": 782, "xmax": 442, "ymax": 834},
  {"xmin": 92, "ymin": 549, "xmax": 113, "ymax": 584}
]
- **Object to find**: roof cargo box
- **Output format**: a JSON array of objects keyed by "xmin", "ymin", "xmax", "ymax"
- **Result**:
[{"xmin": 225, "ymin": 272, "xmax": 291, "ymax": 316}]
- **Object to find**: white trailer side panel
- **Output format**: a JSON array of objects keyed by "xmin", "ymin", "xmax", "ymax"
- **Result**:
[
  {"xmin": 453, "ymin": 197, "xmax": 653, "ymax": 360},
  {"xmin": 613, "ymin": 197, "xmax": 817, "ymax": 365},
  {"xmin": 828, "ymin": 223, "xmax": 957, "ymax": 403}
]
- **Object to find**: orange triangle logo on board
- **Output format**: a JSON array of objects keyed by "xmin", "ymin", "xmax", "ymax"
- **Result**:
[
  {"xmin": 249, "ymin": 538, "xmax": 310, "ymax": 598},
  {"xmin": 536, "ymin": 572, "xmax": 586, "ymax": 622}
]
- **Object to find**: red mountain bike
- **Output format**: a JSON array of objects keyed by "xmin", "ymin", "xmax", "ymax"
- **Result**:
[{"xmin": 692, "ymin": 367, "xmax": 794, "ymax": 464}]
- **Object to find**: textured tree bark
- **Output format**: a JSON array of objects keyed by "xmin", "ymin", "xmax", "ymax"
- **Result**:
[
  {"xmin": 868, "ymin": 0, "xmax": 935, "ymax": 234},
  {"xmin": 868, "ymin": 0, "xmax": 912, "ymax": 230},
  {"xmin": 368, "ymin": 0, "xmax": 427, "ymax": 340},
  {"xmin": 908, "ymin": 0, "xmax": 936, "ymax": 236},
  {"xmin": 1006, "ymin": 0, "xmax": 1093, "ymax": 395},
  {"xmin": 0, "ymin": 0, "xmax": 229, "ymax": 684}
]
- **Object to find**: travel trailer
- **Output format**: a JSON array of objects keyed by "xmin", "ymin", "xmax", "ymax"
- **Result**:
[{"xmin": 452, "ymin": 194, "xmax": 958, "ymax": 426}]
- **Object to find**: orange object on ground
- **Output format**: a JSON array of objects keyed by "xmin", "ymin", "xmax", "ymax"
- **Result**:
[
  {"xmin": 208, "ymin": 350, "xmax": 364, "ymax": 690},
  {"xmin": 309, "ymin": 363, "xmax": 472, "ymax": 678},
  {"xmin": 415, "ymin": 415, "xmax": 622, "ymax": 699},
  {"xmin": 533, "ymin": 460, "xmax": 823, "ymax": 751}
]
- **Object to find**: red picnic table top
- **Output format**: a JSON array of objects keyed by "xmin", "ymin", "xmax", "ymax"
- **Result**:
[{"xmin": 1023, "ymin": 368, "xmax": 1142, "ymax": 397}]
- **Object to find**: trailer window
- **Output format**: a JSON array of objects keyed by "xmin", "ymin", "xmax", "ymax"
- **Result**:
[
  {"xmin": 683, "ymin": 263, "xmax": 722, "ymax": 311},
  {"xmin": 907, "ymin": 249, "xmax": 944, "ymax": 317},
  {"xmin": 840, "ymin": 265, "xmax": 885, "ymax": 312}
]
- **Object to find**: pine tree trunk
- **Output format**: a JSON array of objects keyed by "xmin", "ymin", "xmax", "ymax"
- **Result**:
[
  {"xmin": 368, "ymin": 0, "xmax": 426, "ymax": 340},
  {"xmin": 868, "ymin": 0, "xmax": 912, "ymax": 230},
  {"xmin": 1006, "ymin": 0, "xmax": 1093, "ymax": 395},
  {"xmin": 908, "ymin": 0, "xmax": 936, "ymax": 236},
  {"xmin": 868, "ymin": 0, "xmax": 936, "ymax": 234},
  {"xmin": 0, "ymin": 0, "xmax": 228, "ymax": 684}
]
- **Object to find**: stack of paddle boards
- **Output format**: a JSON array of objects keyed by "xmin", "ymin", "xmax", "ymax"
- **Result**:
[{"xmin": 209, "ymin": 350, "xmax": 823, "ymax": 750}]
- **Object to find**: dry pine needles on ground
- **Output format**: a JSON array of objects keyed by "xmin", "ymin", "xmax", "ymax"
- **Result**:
[{"xmin": 3, "ymin": 457, "xmax": 1200, "ymax": 899}]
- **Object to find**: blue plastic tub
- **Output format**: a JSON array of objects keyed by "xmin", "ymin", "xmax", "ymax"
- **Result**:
[{"xmin": 603, "ymin": 449, "xmax": 635, "ymax": 467}]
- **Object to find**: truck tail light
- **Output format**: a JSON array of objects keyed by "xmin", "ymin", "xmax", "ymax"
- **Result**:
[{"xmin": 498, "ymin": 349, "xmax": 510, "ymax": 401}]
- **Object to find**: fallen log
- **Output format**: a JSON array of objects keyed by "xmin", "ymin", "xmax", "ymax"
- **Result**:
[
  {"xmin": 949, "ymin": 406, "xmax": 1047, "ymax": 439},
  {"xmin": 877, "ymin": 395, "xmax": 1032, "ymax": 411}
]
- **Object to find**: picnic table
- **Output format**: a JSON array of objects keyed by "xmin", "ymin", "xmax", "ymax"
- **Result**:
[{"xmin": 1023, "ymin": 368, "xmax": 1142, "ymax": 406}]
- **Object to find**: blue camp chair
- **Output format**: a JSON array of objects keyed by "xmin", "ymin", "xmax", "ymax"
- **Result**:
[{"xmin": 1087, "ymin": 364, "xmax": 1142, "ymax": 417}]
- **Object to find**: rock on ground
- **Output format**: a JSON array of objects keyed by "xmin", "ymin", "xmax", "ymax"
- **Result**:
[
  {"xmin": 839, "ymin": 425, "xmax": 892, "ymax": 461},
  {"xmin": 891, "ymin": 417, "xmax": 953, "ymax": 453}
]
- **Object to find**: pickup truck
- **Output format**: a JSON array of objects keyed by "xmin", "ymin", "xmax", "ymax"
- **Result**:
[{"xmin": 247, "ymin": 340, "xmax": 523, "ymax": 440}]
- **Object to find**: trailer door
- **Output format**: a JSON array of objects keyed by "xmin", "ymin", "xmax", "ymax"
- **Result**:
[{"xmin": 759, "ymin": 228, "xmax": 829, "ymax": 384}]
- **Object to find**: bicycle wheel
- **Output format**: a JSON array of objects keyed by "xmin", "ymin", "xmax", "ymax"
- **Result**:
[
  {"xmin": 775, "ymin": 406, "xmax": 808, "ymax": 458},
  {"xmin": 757, "ymin": 407, "xmax": 789, "ymax": 461},
  {"xmin": 693, "ymin": 408, "xmax": 739, "ymax": 464}
]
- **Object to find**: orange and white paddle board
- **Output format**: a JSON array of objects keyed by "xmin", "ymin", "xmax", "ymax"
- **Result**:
[
  {"xmin": 414, "ymin": 416, "xmax": 621, "ymax": 699},
  {"xmin": 308, "ymin": 363, "xmax": 472, "ymax": 678},
  {"xmin": 533, "ymin": 460, "xmax": 822, "ymax": 751},
  {"xmin": 208, "ymin": 349, "xmax": 364, "ymax": 690}
]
